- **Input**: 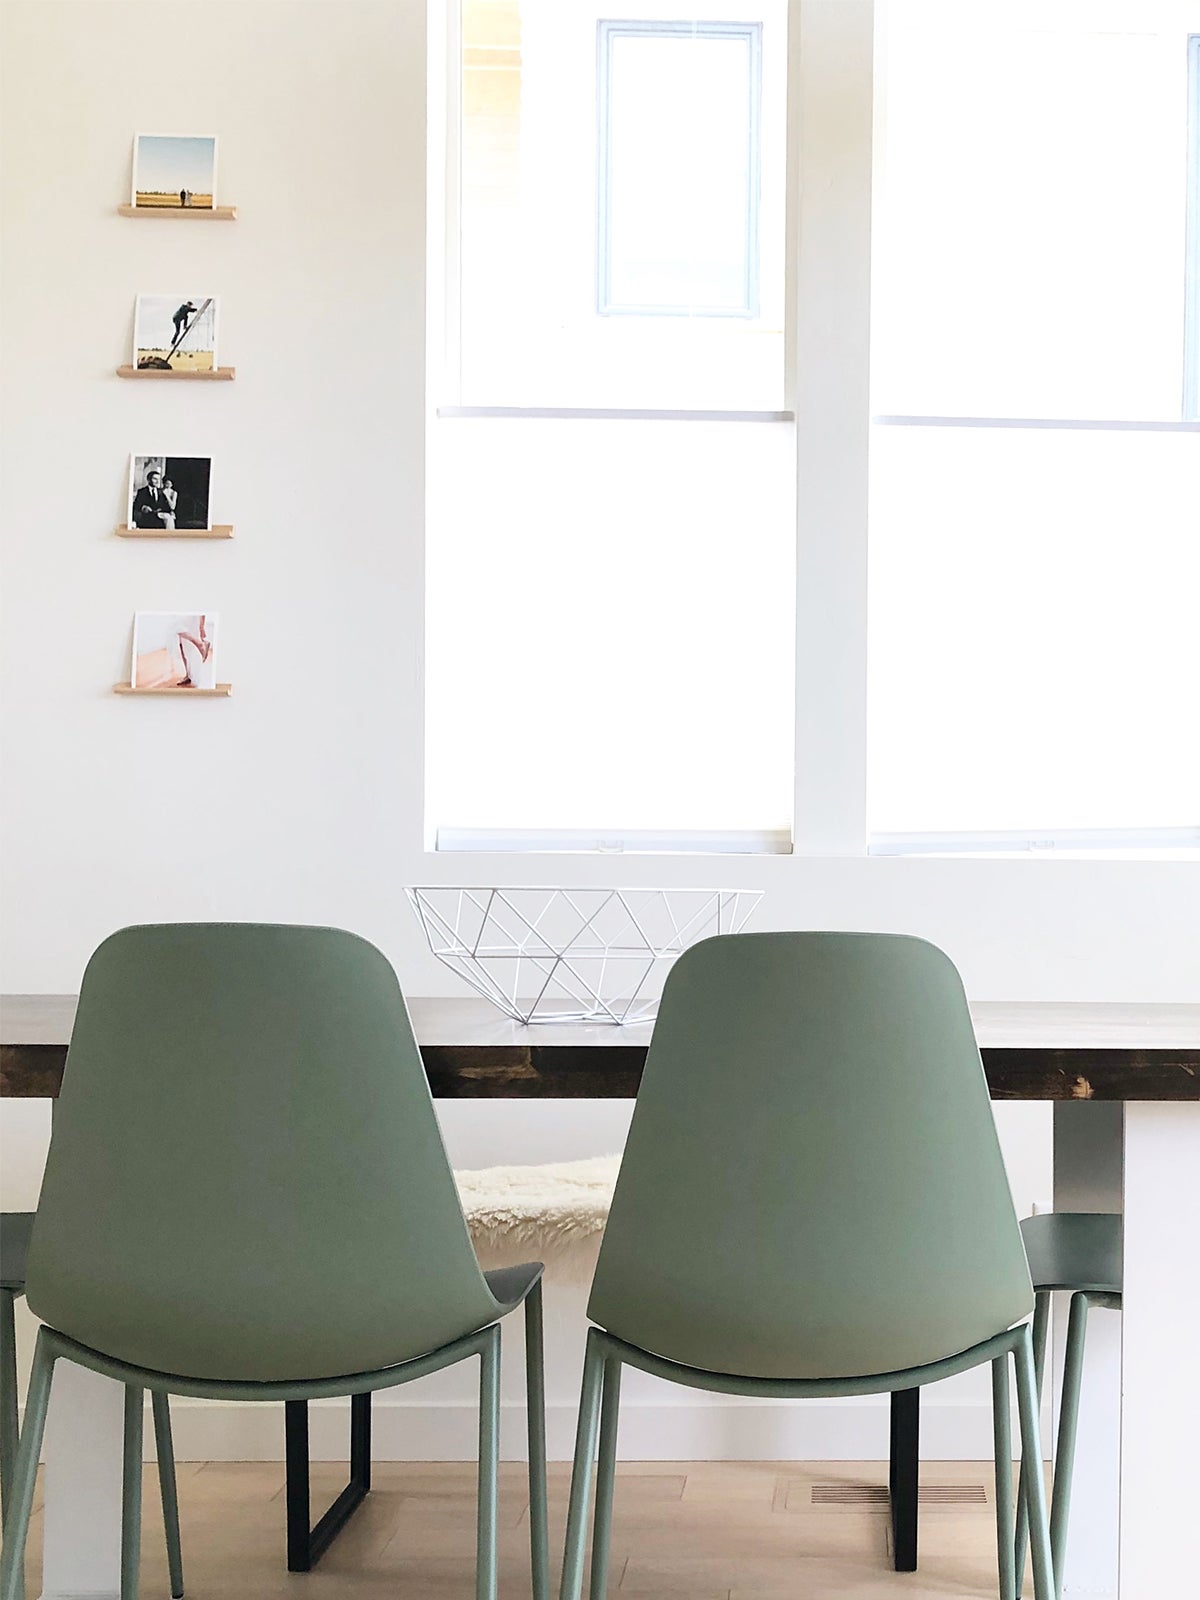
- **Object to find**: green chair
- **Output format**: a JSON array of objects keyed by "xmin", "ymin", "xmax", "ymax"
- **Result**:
[
  {"xmin": 0, "ymin": 923, "xmax": 549, "ymax": 1600},
  {"xmin": 889, "ymin": 1211, "xmax": 1122, "ymax": 1600},
  {"xmin": 557, "ymin": 931, "xmax": 1057, "ymax": 1600},
  {"xmin": 2, "ymin": 1213, "xmax": 184, "ymax": 1598}
]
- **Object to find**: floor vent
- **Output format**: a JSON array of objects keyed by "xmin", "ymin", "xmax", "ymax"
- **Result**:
[
  {"xmin": 811, "ymin": 1482, "xmax": 988, "ymax": 1507},
  {"xmin": 918, "ymin": 1484, "xmax": 988, "ymax": 1505}
]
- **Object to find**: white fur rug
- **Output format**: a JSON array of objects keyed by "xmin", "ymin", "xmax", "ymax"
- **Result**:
[{"xmin": 455, "ymin": 1154, "xmax": 621, "ymax": 1286}]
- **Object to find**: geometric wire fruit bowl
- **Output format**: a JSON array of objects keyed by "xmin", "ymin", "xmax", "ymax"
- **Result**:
[{"xmin": 406, "ymin": 886, "xmax": 763, "ymax": 1024}]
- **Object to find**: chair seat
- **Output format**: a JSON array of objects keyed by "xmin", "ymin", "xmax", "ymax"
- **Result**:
[
  {"xmin": 1, "ymin": 1214, "xmax": 34, "ymax": 1292},
  {"xmin": 1019, "ymin": 1212, "xmax": 1121, "ymax": 1295}
]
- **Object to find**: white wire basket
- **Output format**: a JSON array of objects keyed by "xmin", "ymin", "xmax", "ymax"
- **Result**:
[{"xmin": 407, "ymin": 886, "xmax": 762, "ymax": 1025}]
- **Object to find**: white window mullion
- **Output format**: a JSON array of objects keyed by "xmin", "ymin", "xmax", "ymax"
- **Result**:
[{"xmin": 790, "ymin": 0, "xmax": 874, "ymax": 855}]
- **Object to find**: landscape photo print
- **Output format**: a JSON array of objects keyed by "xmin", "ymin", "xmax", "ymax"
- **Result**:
[
  {"xmin": 132, "ymin": 134, "xmax": 217, "ymax": 209},
  {"xmin": 134, "ymin": 295, "xmax": 218, "ymax": 373}
]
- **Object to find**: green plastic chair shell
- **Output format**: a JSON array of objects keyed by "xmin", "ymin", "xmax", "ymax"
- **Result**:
[
  {"xmin": 588, "ymin": 931, "xmax": 1034, "ymax": 1380},
  {"xmin": 25, "ymin": 923, "xmax": 509, "ymax": 1382}
]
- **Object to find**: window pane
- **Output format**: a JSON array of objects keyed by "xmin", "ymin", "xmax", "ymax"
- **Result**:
[
  {"xmin": 600, "ymin": 25, "xmax": 760, "ymax": 315},
  {"xmin": 454, "ymin": 0, "xmax": 786, "ymax": 409},
  {"xmin": 426, "ymin": 419, "xmax": 796, "ymax": 835},
  {"xmin": 868, "ymin": 424, "xmax": 1200, "ymax": 833},
  {"xmin": 874, "ymin": 0, "xmax": 1194, "ymax": 420}
]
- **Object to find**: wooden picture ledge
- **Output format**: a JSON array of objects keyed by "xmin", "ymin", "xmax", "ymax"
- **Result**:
[
  {"xmin": 114, "ymin": 684, "xmax": 233, "ymax": 697},
  {"xmin": 119, "ymin": 205, "xmax": 237, "ymax": 220},
  {"xmin": 116, "ymin": 366, "xmax": 235, "ymax": 380}
]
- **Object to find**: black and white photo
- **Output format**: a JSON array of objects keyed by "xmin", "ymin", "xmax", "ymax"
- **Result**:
[{"xmin": 128, "ymin": 456, "xmax": 212, "ymax": 532}]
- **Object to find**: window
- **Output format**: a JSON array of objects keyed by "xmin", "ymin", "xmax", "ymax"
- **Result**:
[
  {"xmin": 597, "ymin": 21, "xmax": 762, "ymax": 317},
  {"xmin": 868, "ymin": 0, "xmax": 1200, "ymax": 851},
  {"xmin": 445, "ymin": 0, "xmax": 787, "ymax": 411},
  {"xmin": 431, "ymin": 0, "xmax": 1197, "ymax": 859},
  {"xmin": 427, "ymin": 0, "xmax": 794, "ymax": 852}
]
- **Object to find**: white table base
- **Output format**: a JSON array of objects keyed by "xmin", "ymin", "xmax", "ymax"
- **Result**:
[
  {"xmin": 1052, "ymin": 1100, "xmax": 1200, "ymax": 1600},
  {"xmin": 1120, "ymin": 1104, "xmax": 1200, "ymax": 1599},
  {"xmin": 40, "ymin": 1363, "xmax": 124, "ymax": 1600},
  {"xmin": 1053, "ymin": 1103, "xmax": 1121, "ymax": 1599}
]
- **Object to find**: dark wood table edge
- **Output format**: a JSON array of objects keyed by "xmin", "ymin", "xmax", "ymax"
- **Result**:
[{"xmin": 3, "ymin": 1042, "xmax": 1199, "ymax": 1101}]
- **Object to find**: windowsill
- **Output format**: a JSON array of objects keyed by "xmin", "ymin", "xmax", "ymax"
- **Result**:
[
  {"xmin": 423, "ymin": 845, "xmax": 1199, "ymax": 864},
  {"xmin": 433, "ymin": 828, "xmax": 793, "ymax": 856},
  {"xmin": 868, "ymin": 850, "xmax": 1200, "ymax": 862},
  {"xmin": 436, "ymin": 405, "xmax": 794, "ymax": 422},
  {"xmin": 873, "ymin": 413, "xmax": 1200, "ymax": 432}
]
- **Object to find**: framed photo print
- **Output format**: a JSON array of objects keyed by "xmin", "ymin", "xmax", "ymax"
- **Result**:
[
  {"xmin": 134, "ymin": 295, "xmax": 218, "ymax": 373},
  {"xmin": 132, "ymin": 613, "xmax": 219, "ymax": 690},
  {"xmin": 132, "ymin": 134, "xmax": 217, "ymax": 210},
  {"xmin": 128, "ymin": 455, "xmax": 213, "ymax": 532}
]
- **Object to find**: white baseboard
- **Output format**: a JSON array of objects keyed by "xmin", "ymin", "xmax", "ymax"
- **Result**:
[{"xmin": 142, "ymin": 1396, "xmax": 1030, "ymax": 1463}]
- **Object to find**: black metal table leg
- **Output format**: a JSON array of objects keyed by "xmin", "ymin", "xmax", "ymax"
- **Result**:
[
  {"xmin": 285, "ymin": 1393, "xmax": 372, "ymax": 1571},
  {"xmin": 889, "ymin": 1387, "xmax": 919, "ymax": 1572}
]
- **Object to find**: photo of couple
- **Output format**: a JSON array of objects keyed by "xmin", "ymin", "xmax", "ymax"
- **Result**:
[{"xmin": 128, "ymin": 455, "xmax": 212, "ymax": 531}]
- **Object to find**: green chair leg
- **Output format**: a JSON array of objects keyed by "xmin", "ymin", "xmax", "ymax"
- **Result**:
[
  {"xmin": 1, "ymin": 1292, "xmax": 24, "ymax": 1600},
  {"xmin": 1047, "ymin": 1292, "xmax": 1089, "ymax": 1596},
  {"xmin": 0, "ymin": 1333, "xmax": 56, "ymax": 1600},
  {"xmin": 122, "ymin": 1385, "xmax": 144, "ymax": 1600},
  {"xmin": 524, "ymin": 1282, "xmax": 550, "ymax": 1600},
  {"xmin": 151, "ymin": 1391, "xmax": 185, "ymax": 1598},
  {"xmin": 560, "ymin": 1331, "xmax": 606, "ymax": 1600},
  {"xmin": 476, "ymin": 1326, "xmax": 501, "ymax": 1600},
  {"xmin": 992, "ymin": 1353, "xmax": 1016, "ymax": 1600},
  {"xmin": 1013, "ymin": 1290, "xmax": 1051, "ymax": 1594},
  {"xmin": 0, "ymin": 1289, "xmax": 17, "ymax": 1519},
  {"xmin": 588, "ymin": 1358, "xmax": 622, "ymax": 1600},
  {"xmin": 1013, "ymin": 1327, "xmax": 1055, "ymax": 1600}
]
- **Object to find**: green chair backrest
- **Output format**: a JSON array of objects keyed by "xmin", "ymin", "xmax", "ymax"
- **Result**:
[
  {"xmin": 25, "ymin": 924, "xmax": 501, "ymax": 1382},
  {"xmin": 588, "ymin": 932, "xmax": 1033, "ymax": 1380}
]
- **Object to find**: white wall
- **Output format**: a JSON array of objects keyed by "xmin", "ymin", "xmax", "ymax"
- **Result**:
[{"xmin": 1, "ymin": 0, "xmax": 1197, "ymax": 1463}]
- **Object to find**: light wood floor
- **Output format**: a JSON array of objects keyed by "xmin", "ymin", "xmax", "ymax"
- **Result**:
[{"xmin": 21, "ymin": 1459, "xmax": 1020, "ymax": 1598}]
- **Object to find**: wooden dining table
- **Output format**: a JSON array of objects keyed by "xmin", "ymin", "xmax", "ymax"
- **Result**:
[{"xmin": 4, "ymin": 994, "xmax": 1200, "ymax": 1600}]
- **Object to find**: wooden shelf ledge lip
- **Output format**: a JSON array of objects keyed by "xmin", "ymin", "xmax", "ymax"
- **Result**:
[
  {"xmin": 115, "ymin": 525, "xmax": 234, "ymax": 539},
  {"xmin": 116, "ymin": 366, "xmax": 235, "ymax": 380},
  {"xmin": 114, "ymin": 684, "xmax": 233, "ymax": 697},
  {"xmin": 118, "ymin": 204, "xmax": 238, "ymax": 220}
]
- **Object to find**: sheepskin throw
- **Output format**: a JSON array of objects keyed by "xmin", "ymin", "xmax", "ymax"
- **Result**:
[{"xmin": 455, "ymin": 1155, "xmax": 621, "ymax": 1286}]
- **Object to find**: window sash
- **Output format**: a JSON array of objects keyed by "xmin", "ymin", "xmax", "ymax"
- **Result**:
[{"xmin": 595, "ymin": 19, "xmax": 763, "ymax": 318}]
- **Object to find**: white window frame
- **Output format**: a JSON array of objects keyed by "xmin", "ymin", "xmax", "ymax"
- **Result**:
[
  {"xmin": 865, "ymin": 27, "xmax": 1200, "ymax": 857},
  {"xmin": 427, "ymin": 0, "xmax": 860, "ymax": 857},
  {"xmin": 428, "ymin": 1, "xmax": 1196, "ymax": 859},
  {"xmin": 595, "ymin": 18, "xmax": 763, "ymax": 318}
]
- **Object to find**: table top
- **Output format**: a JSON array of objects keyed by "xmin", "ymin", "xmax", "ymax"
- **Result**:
[
  {"xmin": 3, "ymin": 995, "xmax": 1199, "ymax": 1101},
  {"xmin": 5, "ymin": 994, "xmax": 1199, "ymax": 1049}
]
